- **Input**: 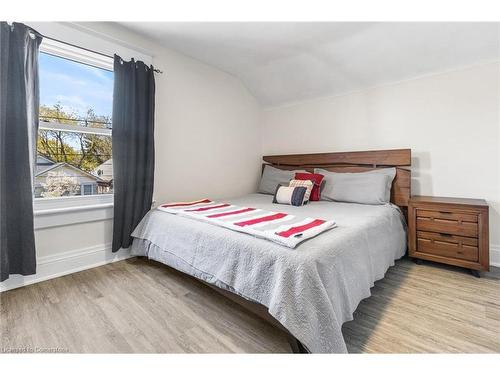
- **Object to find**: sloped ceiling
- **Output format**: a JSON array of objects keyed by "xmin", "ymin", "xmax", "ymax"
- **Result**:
[{"xmin": 119, "ymin": 22, "xmax": 500, "ymax": 107}]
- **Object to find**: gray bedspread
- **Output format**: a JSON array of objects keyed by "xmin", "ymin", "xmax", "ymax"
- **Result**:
[{"xmin": 131, "ymin": 193, "xmax": 407, "ymax": 353}]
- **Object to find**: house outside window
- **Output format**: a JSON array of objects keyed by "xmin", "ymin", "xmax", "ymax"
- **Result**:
[{"xmin": 35, "ymin": 38, "xmax": 114, "ymax": 199}]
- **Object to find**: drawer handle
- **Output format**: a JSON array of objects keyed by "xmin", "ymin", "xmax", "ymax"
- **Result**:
[
  {"xmin": 439, "ymin": 233, "xmax": 452, "ymax": 237},
  {"xmin": 438, "ymin": 211, "xmax": 452, "ymax": 215}
]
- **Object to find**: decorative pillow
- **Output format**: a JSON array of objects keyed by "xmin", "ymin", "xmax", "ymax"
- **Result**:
[
  {"xmin": 258, "ymin": 165, "xmax": 307, "ymax": 195},
  {"xmin": 294, "ymin": 172, "xmax": 325, "ymax": 201},
  {"xmin": 315, "ymin": 167, "xmax": 396, "ymax": 204},
  {"xmin": 272, "ymin": 184, "xmax": 307, "ymax": 206},
  {"xmin": 289, "ymin": 179, "xmax": 314, "ymax": 203}
]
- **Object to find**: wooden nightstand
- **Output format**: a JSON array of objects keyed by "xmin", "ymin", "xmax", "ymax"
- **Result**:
[{"xmin": 408, "ymin": 196, "xmax": 489, "ymax": 277}]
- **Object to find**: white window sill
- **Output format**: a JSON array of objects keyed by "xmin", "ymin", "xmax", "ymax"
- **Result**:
[
  {"xmin": 34, "ymin": 195, "xmax": 114, "ymax": 230},
  {"xmin": 34, "ymin": 202, "xmax": 113, "ymax": 216},
  {"xmin": 34, "ymin": 194, "xmax": 113, "ymax": 211}
]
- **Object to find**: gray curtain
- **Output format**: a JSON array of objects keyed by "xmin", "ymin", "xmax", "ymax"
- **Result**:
[
  {"xmin": 0, "ymin": 22, "xmax": 42, "ymax": 281},
  {"xmin": 112, "ymin": 55, "xmax": 155, "ymax": 252}
]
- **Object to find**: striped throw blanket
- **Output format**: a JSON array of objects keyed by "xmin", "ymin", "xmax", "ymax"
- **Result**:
[{"xmin": 157, "ymin": 199, "xmax": 337, "ymax": 248}]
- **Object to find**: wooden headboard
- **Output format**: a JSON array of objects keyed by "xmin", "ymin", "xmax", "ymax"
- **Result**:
[{"xmin": 262, "ymin": 148, "xmax": 412, "ymax": 208}]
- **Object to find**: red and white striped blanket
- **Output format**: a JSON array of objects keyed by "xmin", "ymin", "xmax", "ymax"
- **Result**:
[{"xmin": 157, "ymin": 199, "xmax": 337, "ymax": 248}]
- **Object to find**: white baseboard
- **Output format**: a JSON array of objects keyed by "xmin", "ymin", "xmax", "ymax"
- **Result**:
[
  {"xmin": 0, "ymin": 244, "xmax": 133, "ymax": 292},
  {"xmin": 490, "ymin": 244, "xmax": 500, "ymax": 268}
]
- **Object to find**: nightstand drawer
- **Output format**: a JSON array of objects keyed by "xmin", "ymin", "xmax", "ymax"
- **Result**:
[
  {"xmin": 416, "ymin": 209, "xmax": 478, "ymax": 223},
  {"xmin": 416, "ymin": 231, "xmax": 479, "ymax": 262},
  {"xmin": 416, "ymin": 216, "xmax": 478, "ymax": 237}
]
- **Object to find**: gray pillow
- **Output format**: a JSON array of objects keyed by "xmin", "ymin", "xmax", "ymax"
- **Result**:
[
  {"xmin": 258, "ymin": 165, "xmax": 307, "ymax": 195},
  {"xmin": 315, "ymin": 168, "xmax": 396, "ymax": 205}
]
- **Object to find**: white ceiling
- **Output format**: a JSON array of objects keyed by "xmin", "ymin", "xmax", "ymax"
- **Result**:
[{"xmin": 119, "ymin": 22, "xmax": 500, "ymax": 107}]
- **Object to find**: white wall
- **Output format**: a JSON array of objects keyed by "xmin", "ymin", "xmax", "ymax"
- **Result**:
[
  {"xmin": 262, "ymin": 62, "xmax": 500, "ymax": 264},
  {"xmin": 77, "ymin": 22, "xmax": 263, "ymax": 204},
  {"xmin": 0, "ymin": 22, "xmax": 262, "ymax": 291},
  {"xmin": 150, "ymin": 38, "xmax": 262, "ymax": 203}
]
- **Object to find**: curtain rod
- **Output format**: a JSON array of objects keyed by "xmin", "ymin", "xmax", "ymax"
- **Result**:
[{"xmin": 32, "ymin": 29, "xmax": 164, "ymax": 74}]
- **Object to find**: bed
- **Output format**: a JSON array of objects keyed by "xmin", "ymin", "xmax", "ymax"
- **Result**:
[{"xmin": 130, "ymin": 149, "xmax": 412, "ymax": 353}]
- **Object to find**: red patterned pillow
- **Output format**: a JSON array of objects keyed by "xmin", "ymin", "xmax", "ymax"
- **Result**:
[{"xmin": 294, "ymin": 172, "xmax": 324, "ymax": 201}]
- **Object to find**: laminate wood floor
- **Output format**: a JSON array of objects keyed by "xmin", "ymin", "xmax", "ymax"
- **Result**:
[{"xmin": 1, "ymin": 257, "xmax": 499, "ymax": 353}]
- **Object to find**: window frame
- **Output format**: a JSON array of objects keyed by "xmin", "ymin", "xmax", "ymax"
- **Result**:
[{"xmin": 35, "ymin": 38, "xmax": 114, "ymax": 212}]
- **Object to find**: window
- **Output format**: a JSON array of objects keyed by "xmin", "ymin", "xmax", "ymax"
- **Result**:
[
  {"xmin": 35, "ymin": 39, "xmax": 114, "ymax": 199},
  {"xmin": 81, "ymin": 183, "xmax": 95, "ymax": 195}
]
